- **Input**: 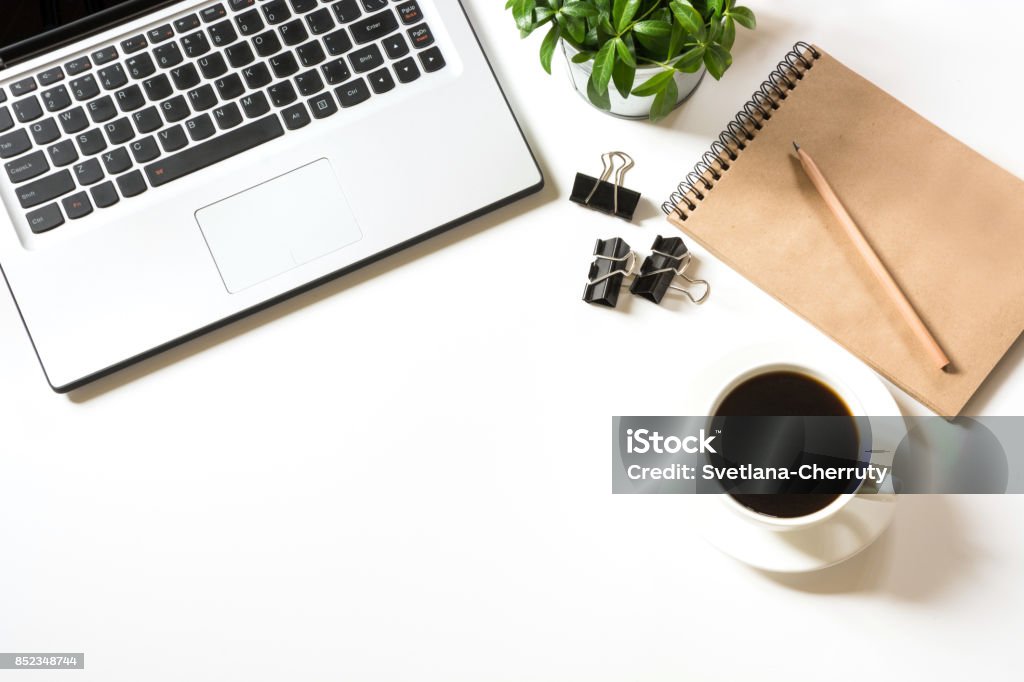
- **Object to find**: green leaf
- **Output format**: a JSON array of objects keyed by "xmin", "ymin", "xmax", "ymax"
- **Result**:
[
  {"xmin": 650, "ymin": 77, "xmax": 679, "ymax": 122},
  {"xmin": 614, "ymin": 37, "xmax": 635, "ymax": 67},
  {"xmin": 632, "ymin": 20, "xmax": 673, "ymax": 38},
  {"xmin": 561, "ymin": 1, "xmax": 599, "ymax": 18},
  {"xmin": 564, "ymin": 15, "xmax": 586, "ymax": 43},
  {"xmin": 571, "ymin": 50, "xmax": 595, "ymax": 63},
  {"xmin": 586, "ymin": 72, "xmax": 611, "ymax": 110},
  {"xmin": 727, "ymin": 5, "xmax": 756, "ymax": 29},
  {"xmin": 630, "ymin": 68, "xmax": 676, "ymax": 97},
  {"xmin": 611, "ymin": 56, "xmax": 635, "ymax": 98},
  {"xmin": 707, "ymin": 0, "xmax": 723, "ymax": 16},
  {"xmin": 703, "ymin": 42, "xmax": 732, "ymax": 79},
  {"xmin": 612, "ymin": 0, "xmax": 641, "ymax": 33},
  {"xmin": 719, "ymin": 15, "xmax": 735, "ymax": 50},
  {"xmin": 513, "ymin": 0, "xmax": 537, "ymax": 31},
  {"xmin": 670, "ymin": 1, "xmax": 705, "ymax": 39},
  {"xmin": 673, "ymin": 45, "xmax": 705, "ymax": 72},
  {"xmin": 539, "ymin": 23, "xmax": 561, "ymax": 74},
  {"xmin": 505, "ymin": 0, "xmax": 514, "ymax": 9},
  {"xmin": 667, "ymin": 20, "xmax": 687, "ymax": 59},
  {"xmin": 591, "ymin": 39, "xmax": 616, "ymax": 92}
]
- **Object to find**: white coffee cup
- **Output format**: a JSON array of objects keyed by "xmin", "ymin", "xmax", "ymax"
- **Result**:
[{"xmin": 705, "ymin": 360, "xmax": 874, "ymax": 532}]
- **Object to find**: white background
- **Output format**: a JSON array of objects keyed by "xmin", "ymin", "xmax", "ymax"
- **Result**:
[{"xmin": 2, "ymin": 1, "xmax": 1023, "ymax": 679}]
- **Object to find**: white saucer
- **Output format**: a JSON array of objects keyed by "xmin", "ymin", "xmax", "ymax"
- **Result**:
[{"xmin": 682, "ymin": 343, "xmax": 902, "ymax": 573}]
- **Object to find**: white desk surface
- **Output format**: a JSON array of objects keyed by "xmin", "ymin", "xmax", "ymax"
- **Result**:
[{"xmin": 2, "ymin": 1, "xmax": 1022, "ymax": 679}]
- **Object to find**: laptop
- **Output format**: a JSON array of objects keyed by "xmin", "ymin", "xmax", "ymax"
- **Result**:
[{"xmin": 0, "ymin": 0, "xmax": 543, "ymax": 392}]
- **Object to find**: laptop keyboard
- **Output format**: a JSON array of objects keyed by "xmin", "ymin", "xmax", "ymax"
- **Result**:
[{"xmin": 0, "ymin": 0, "xmax": 446, "ymax": 236}]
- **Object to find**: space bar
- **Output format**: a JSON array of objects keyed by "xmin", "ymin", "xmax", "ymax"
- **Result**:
[{"xmin": 144, "ymin": 115, "xmax": 284, "ymax": 187}]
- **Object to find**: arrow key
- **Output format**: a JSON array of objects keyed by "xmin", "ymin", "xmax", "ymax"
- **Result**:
[
  {"xmin": 368, "ymin": 67, "xmax": 395, "ymax": 94},
  {"xmin": 393, "ymin": 57, "xmax": 420, "ymax": 84},
  {"xmin": 418, "ymin": 46, "xmax": 446, "ymax": 73}
]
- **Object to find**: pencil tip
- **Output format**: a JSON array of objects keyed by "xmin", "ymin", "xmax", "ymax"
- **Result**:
[{"xmin": 792, "ymin": 141, "xmax": 801, "ymax": 152}]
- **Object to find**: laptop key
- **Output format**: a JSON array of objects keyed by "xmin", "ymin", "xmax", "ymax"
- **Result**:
[
  {"xmin": 121, "ymin": 35, "xmax": 148, "ymax": 54},
  {"xmin": 130, "ymin": 137, "xmax": 160, "ymax": 163},
  {"xmin": 63, "ymin": 192, "xmax": 93, "ymax": 219},
  {"xmin": 70, "ymin": 75, "xmax": 100, "ymax": 101},
  {"xmin": 174, "ymin": 14, "xmax": 201, "ymax": 33},
  {"xmin": 172, "ymin": 64, "xmax": 202, "ymax": 90},
  {"xmin": 396, "ymin": 1, "xmax": 422, "ymax": 25},
  {"xmin": 393, "ymin": 57, "xmax": 420, "ymax": 84},
  {"xmin": 279, "ymin": 19, "xmax": 308, "ymax": 46},
  {"xmin": 243, "ymin": 63, "xmax": 273, "ymax": 89},
  {"xmin": 236, "ymin": 9, "xmax": 265, "ymax": 36},
  {"xmin": 332, "ymin": 0, "xmax": 362, "ymax": 23},
  {"xmin": 133, "ymin": 107, "xmax": 163, "ymax": 133},
  {"xmin": 252, "ymin": 31, "xmax": 282, "ymax": 57},
  {"xmin": 290, "ymin": 0, "xmax": 318, "ymax": 12},
  {"xmin": 91, "ymin": 181, "xmax": 120, "ymax": 208},
  {"xmin": 115, "ymin": 85, "xmax": 145, "ymax": 112},
  {"xmin": 213, "ymin": 102, "xmax": 243, "ymax": 129},
  {"xmin": 0, "ymin": 129, "xmax": 31, "ymax": 158},
  {"xmin": 160, "ymin": 95, "xmax": 190, "ymax": 122},
  {"xmin": 30, "ymin": 118, "xmax": 60, "ymax": 145},
  {"xmin": 323, "ymin": 29, "xmax": 353, "ymax": 56},
  {"xmin": 116, "ymin": 170, "xmax": 147, "ymax": 197},
  {"xmin": 215, "ymin": 74, "xmax": 245, "ymax": 100},
  {"xmin": 270, "ymin": 53, "xmax": 300, "ymax": 78},
  {"xmin": 0, "ymin": 87, "xmax": 6, "ymax": 104},
  {"xmin": 126, "ymin": 54, "xmax": 157, "ymax": 79},
  {"xmin": 64, "ymin": 56, "xmax": 92, "ymax": 76},
  {"xmin": 281, "ymin": 102, "xmax": 310, "ymax": 130},
  {"xmin": 87, "ymin": 96, "xmax": 117, "ymax": 122},
  {"xmin": 91, "ymin": 47, "xmax": 118, "ymax": 66},
  {"xmin": 263, "ymin": 0, "xmax": 292, "ymax": 24},
  {"xmin": 240, "ymin": 91, "xmax": 271, "ymax": 117},
  {"xmin": 76, "ymin": 129, "xmax": 106, "ymax": 156},
  {"xmin": 229, "ymin": 0, "xmax": 256, "ymax": 11},
  {"xmin": 309, "ymin": 92, "xmax": 338, "ymax": 119},
  {"xmin": 16, "ymin": 169, "xmax": 75, "ymax": 208},
  {"xmin": 351, "ymin": 9, "xmax": 399, "ymax": 44},
  {"xmin": 201, "ymin": 4, "xmax": 228, "ymax": 23},
  {"xmin": 361, "ymin": 0, "xmax": 388, "ymax": 11},
  {"xmin": 225, "ymin": 42, "xmax": 255, "ymax": 68},
  {"xmin": 349, "ymin": 44, "xmax": 383, "ymax": 73},
  {"xmin": 58, "ymin": 107, "xmax": 89, "ymax": 133},
  {"xmin": 158, "ymin": 125, "xmax": 188, "ymax": 152},
  {"xmin": 10, "ymin": 77, "xmax": 38, "ymax": 97},
  {"xmin": 408, "ymin": 23, "xmax": 433, "ymax": 49},
  {"xmin": 101, "ymin": 147, "xmax": 132, "ymax": 174},
  {"xmin": 198, "ymin": 54, "xmax": 229, "ymax": 79},
  {"xmin": 73, "ymin": 158, "xmax": 104, "ymax": 185},
  {"xmin": 41, "ymin": 85, "xmax": 72, "ymax": 112},
  {"xmin": 105, "ymin": 117, "xmax": 136, "ymax": 146},
  {"xmin": 307, "ymin": 8, "xmax": 335, "ymax": 34},
  {"xmin": 26, "ymin": 203, "xmax": 65, "ymax": 233},
  {"xmin": 321, "ymin": 58, "xmax": 351, "ymax": 85},
  {"xmin": 368, "ymin": 67, "xmax": 394, "ymax": 94},
  {"xmin": 144, "ymin": 74, "xmax": 173, "ymax": 100},
  {"xmin": 383, "ymin": 34, "xmax": 409, "ymax": 59},
  {"xmin": 187, "ymin": 85, "xmax": 218, "ymax": 111},
  {"xmin": 148, "ymin": 24, "xmax": 175, "ymax": 43},
  {"xmin": 0, "ymin": 107, "xmax": 11, "ymax": 132},
  {"xmin": 419, "ymin": 46, "xmax": 445, "ymax": 73},
  {"xmin": 13, "ymin": 96, "xmax": 44, "ymax": 123},
  {"xmin": 209, "ymin": 20, "xmax": 239, "ymax": 47},
  {"xmin": 5, "ymin": 150, "xmax": 50, "ymax": 183},
  {"xmin": 185, "ymin": 114, "xmax": 216, "ymax": 141},
  {"xmin": 267, "ymin": 81, "xmax": 297, "ymax": 107},
  {"xmin": 335, "ymin": 78, "xmax": 370, "ymax": 108},
  {"xmin": 38, "ymin": 67, "xmax": 65, "ymax": 86},
  {"xmin": 154, "ymin": 43, "xmax": 184, "ymax": 68},
  {"xmin": 145, "ymin": 114, "xmax": 284, "ymax": 187},
  {"xmin": 48, "ymin": 139, "xmax": 79, "ymax": 167},
  {"xmin": 295, "ymin": 70, "xmax": 324, "ymax": 96},
  {"xmin": 181, "ymin": 31, "xmax": 212, "ymax": 58},
  {"xmin": 99, "ymin": 64, "xmax": 129, "ymax": 90},
  {"xmin": 297, "ymin": 41, "xmax": 326, "ymax": 66}
]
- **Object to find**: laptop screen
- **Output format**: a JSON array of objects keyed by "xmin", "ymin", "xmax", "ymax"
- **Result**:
[{"xmin": 0, "ymin": 1, "xmax": 178, "ymax": 65}]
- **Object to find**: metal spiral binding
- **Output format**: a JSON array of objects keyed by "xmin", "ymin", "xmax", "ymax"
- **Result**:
[{"xmin": 661, "ymin": 41, "xmax": 821, "ymax": 220}]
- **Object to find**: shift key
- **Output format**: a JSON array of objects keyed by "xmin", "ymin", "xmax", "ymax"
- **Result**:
[
  {"xmin": 145, "ymin": 114, "xmax": 283, "ymax": 187},
  {"xmin": 17, "ymin": 169, "xmax": 75, "ymax": 208}
]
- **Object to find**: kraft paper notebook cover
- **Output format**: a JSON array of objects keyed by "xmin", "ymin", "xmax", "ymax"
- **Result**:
[{"xmin": 663, "ymin": 42, "xmax": 1024, "ymax": 415}]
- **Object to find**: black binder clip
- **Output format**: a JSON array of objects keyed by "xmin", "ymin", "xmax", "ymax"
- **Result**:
[
  {"xmin": 570, "ymin": 152, "xmax": 642, "ymax": 221},
  {"xmin": 582, "ymin": 238, "xmax": 637, "ymax": 307},
  {"xmin": 629, "ymin": 236, "xmax": 710, "ymax": 304}
]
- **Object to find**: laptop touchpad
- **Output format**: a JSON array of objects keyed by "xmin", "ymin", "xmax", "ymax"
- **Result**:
[{"xmin": 196, "ymin": 159, "xmax": 363, "ymax": 293}]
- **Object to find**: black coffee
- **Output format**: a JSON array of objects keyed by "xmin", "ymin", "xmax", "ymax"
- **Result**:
[{"xmin": 712, "ymin": 371, "xmax": 858, "ymax": 518}]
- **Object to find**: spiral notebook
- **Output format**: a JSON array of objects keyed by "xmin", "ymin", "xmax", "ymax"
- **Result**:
[{"xmin": 663, "ymin": 42, "xmax": 1024, "ymax": 415}]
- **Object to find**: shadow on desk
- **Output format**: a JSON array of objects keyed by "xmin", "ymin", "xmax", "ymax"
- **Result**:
[
  {"xmin": 68, "ymin": 171, "xmax": 557, "ymax": 402},
  {"xmin": 757, "ymin": 495, "xmax": 975, "ymax": 601}
]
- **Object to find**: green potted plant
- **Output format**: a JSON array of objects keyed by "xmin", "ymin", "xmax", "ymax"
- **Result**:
[{"xmin": 507, "ymin": 0, "xmax": 756, "ymax": 121}]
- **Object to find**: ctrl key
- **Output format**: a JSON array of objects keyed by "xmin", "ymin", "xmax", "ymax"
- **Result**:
[{"xmin": 26, "ymin": 203, "xmax": 65, "ymax": 234}]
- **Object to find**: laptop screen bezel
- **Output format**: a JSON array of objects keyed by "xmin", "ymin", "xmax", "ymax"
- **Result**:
[{"xmin": 0, "ymin": 0, "xmax": 181, "ymax": 67}]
